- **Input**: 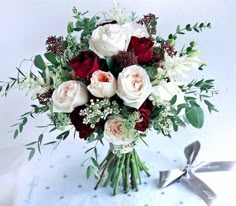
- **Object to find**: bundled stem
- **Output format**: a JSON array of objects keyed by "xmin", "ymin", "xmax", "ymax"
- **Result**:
[{"xmin": 94, "ymin": 148, "xmax": 150, "ymax": 195}]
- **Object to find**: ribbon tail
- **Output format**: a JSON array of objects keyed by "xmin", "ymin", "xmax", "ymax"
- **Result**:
[
  {"xmin": 183, "ymin": 171, "xmax": 217, "ymax": 206},
  {"xmin": 159, "ymin": 169, "xmax": 185, "ymax": 188},
  {"xmin": 195, "ymin": 161, "xmax": 236, "ymax": 173}
]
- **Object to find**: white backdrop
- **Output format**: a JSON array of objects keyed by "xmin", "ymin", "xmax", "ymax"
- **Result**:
[{"xmin": 0, "ymin": 0, "xmax": 236, "ymax": 205}]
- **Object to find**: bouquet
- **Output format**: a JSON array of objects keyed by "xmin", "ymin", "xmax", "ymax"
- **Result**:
[{"xmin": 0, "ymin": 1, "xmax": 217, "ymax": 195}]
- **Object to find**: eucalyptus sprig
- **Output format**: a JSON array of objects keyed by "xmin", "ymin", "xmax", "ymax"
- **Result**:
[{"xmin": 170, "ymin": 22, "xmax": 211, "ymax": 40}]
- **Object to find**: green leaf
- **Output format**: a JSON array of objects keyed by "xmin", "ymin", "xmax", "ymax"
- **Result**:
[
  {"xmin": 38, "ymin": 134, "xmax": 43, "ymax": 145},
  {"xmin": 14, "ymin": 129, "xmax": 19, "ymax": 139},
  {"xmin": 5, "ymin": 83, "xmax": 9, "ymax": 92},
  {"xmin": 88, "ymin": 133, "xmax": 95, "ymax": 142},
  {"xmin": 22, "ymin": 117, "xmax": 28, "ymax": 125},
  {"xmin": 204, "ymin": 99, "xmax": 214, "ymax": 107},
  {"xmin": 44, "ymin": 53, "xmax": 60, "ymax": 66},
  {"xmin": 19, "ymin": 124, "xmax": 23, "ymax": 133},
  {"xmin": 189, "ymin": 100, "xmax": 200, "ymax": 107},
  {"xmin": 56, "ymin": 130, "xmax": 70, "ymax": 140},
  {"xmin": 176, "ymin": 103, "xmax": 189, "ymax": 115},
  {"xmin": 207, "ymin": 22, "xmax": 211, "ymax": 29},
  {"xmin": 94, "ymin": 147, "xmax": 98, "ymax": 160},
  {"xmin": 105, "ymin": 57, "xmax": 114, "ymax": 71},
  {"xmin": 185, "ymin": 106, "xmax": 204, "ymax": 128},
  {"xmin": 16, "ymin": 67, "xmax": 26, "ymax": 77},
  {"xmin": 49, "ymin": 127, "xmax": 57, "ymax": 133},
  {"xmin": 25, "ymin": 141, "xmax": 38, "ymax": 146},
  {"xmin": 67, "ymin": 21, "xmax": 74, "ymax": 33},
  {"xmin": 34, "ymin": 55, "xmax": 46, "ymax": 70},
  {"xmin": 86, "ymin": 165, "xmax": 97, "ymax": 179},
  {"xmin": 146, "ymin": 66, "xmax": 157, "ymax": 80},
  {"xmin": 156, "ymin": 36, "xmax": 164, "ymax": 43},
  {"xmin": 169, "ymin": 95, "xmax": 177, "ymax": 105},
  {"xmin": 85, "ymin": 147, "xmax": 95, "ymax": 154},
  {"xmin": 44, "ymin": 141, "xmax": 57, "ymax": 145},
  {"xmin": 91, "ymin": 157, "xmax": 99, "ymax": 168},
  {"xmin": 199, "ymin": 23, "xmax": 204, "ymax": 28},
  {"xmin": 27, "ymin": 148, "xmax": 35, "ymax": 161}
]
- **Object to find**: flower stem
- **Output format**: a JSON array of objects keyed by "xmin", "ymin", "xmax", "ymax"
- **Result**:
[
  {"xmin": 134, "ymin": 149, "xmax": 151, "ymax": 177},
  {"xmin": 95, "ymin": 148, "xmax": 150, "ymax": 195},
  {"xmin": 113, "ymin": 154, "xmax": 125, "ymax": 196},
  {"xmin": 124, "ymin": 152, "xmax": 131, "ymax": 193},
  {"xmin": 133, "ymin": 149, "xmax": 141, "ymax": 184},
  {"xmin": 130, "ymin": 152, "xmax": 138, "ymax": 191},
  {"xmin": 94, "ymin": 152, "xmax": 115, "ymax": 190}
]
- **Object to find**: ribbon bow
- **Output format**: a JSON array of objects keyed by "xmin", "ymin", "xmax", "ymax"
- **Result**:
[{"xmin": 159, "ymin": 141, "xmax": 236, "ymax": 206}]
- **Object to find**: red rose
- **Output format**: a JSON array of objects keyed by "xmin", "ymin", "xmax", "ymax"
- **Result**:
[
  {"xmin": 135, "ymin": 100, "xmax": 153, "ymax": 132},
  {"xmin": 70, "ymin": 51, "xmax": 100, "ymax": 79},
  {"xmin": 70, "ymin": 106, "xmax": 95, "ymax": 139},
  {"xmin": 128, "ymin": 37, "xmax": 154, "ymax": 64}
]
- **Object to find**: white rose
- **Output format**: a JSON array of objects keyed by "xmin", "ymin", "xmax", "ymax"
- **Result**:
[
  {"xmin": 89, "ymin": 24, "xmax": 128, "ymax": 59},
  {"xmin": 52, "ymin": 80, "xmax": 89, "ymax": 113},
  {"xmin": 104, "ymin": 116, "xmax": 134, "ymax": 146},
  {"xmin": 123, "ymin": 22, "xmax": 149, "ymax": 38},
  {"xmin": 149, "ymin": 80, "xmax": 184, "ymax": 106},
  {"xmin": 116, "ymin": 65, "xmax": 152, "ymax": 109},
  {"xmin": 87, "ymin": 71, "xmax": 117, "ymax": 98}
]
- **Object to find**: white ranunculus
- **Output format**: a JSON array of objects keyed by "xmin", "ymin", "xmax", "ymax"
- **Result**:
[
  {"xmin": 89, "ymin": 24, "xmax": 128, "ymax": 59},
  {"xmin": 104, "ymin": 116, "xmax": 134, "ymax": 145},
  {"xmin": 162, "ymin": 52, "xmax": 205, "ymax": 79},
  {"xmin": 116, "ymin": 65, "xmax": 152, "ymax": 109},
  {"xmin": 52, "ymin": 80, "xmax": 89, "ymax": 113},
  {"xmin": 87, "ymin": 71, "xmax": 117, "ymax": 98},
  {"xmin": 149, "ymin": 80, "xmax": 184, "ymax": 106}
]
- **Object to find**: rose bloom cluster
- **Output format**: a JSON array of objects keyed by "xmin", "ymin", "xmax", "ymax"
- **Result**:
[{"xmin": 50, "ymin": 17, "xmax": 202, "ymax": 144}]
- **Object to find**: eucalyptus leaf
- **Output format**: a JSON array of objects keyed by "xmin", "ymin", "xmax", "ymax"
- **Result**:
[
  {"xmin": 185, "ymin": 106, "xmax": 204, "ymax": 128},
  {"xmin": 34, "ymin": 55, "xmax": 46, "ymax": 70},
  {"xmin": 27, "ymin": 148, "xmax": 35, "ymax": 161},
  {"xmin": 86, "ymin": 165, "xmax": 97, "ymax": 179},
  {"xmin": 170, "ymin": 95, "xmax": 177, "ymax": 105},
  {"xmin": 38, "ymin": 134, "xmax": 43, "ymax": 145},
  {"xmin": 91, "ymin": 157, "xmax": 99, "ymax": 168},
  {"xmin": 14, "ymin": 129, "xmax": 19, "ymax": 139},
  {"xmin": 44, "ymin": 53, "xmax": 60, "ymax": 66}
]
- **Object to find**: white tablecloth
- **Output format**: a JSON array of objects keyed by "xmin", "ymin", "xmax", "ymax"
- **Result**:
[{"xmin": 1, "ymin": 129, "xmax": 236, "ymax": 206}]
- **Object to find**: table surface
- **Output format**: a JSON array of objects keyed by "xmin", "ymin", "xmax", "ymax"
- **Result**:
[{"xmin": 1, "ymin": 129, "xmax": 236, "ymax": 206}]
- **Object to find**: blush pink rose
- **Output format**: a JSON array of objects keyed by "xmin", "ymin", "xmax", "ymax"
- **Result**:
[
  {"xmin": 104, "ymin": 116, "xmax": 134, "ymax": 146},
  {"xmin": 52, "ymin": 80, "xmax": 89, "ymax": 113},
  {"xmin": 87, "ymin": 71, "xmax": 117, "ymax": 98}
]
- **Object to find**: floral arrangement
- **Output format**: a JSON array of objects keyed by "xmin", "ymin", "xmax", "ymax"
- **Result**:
[{"xmin": 0, "ymin": 1, "xmax": 217, "ymax": 195}]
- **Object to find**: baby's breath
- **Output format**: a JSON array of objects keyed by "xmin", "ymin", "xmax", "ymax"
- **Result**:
[{"xmin": 80, "ymin": 99, "xmax": 120, "ymax": 128}]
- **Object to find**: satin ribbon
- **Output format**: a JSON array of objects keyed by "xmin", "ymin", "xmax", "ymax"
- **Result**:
[{"xmin": 159, "ymin": 141, "xmax": 236, "ymax": 206}]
